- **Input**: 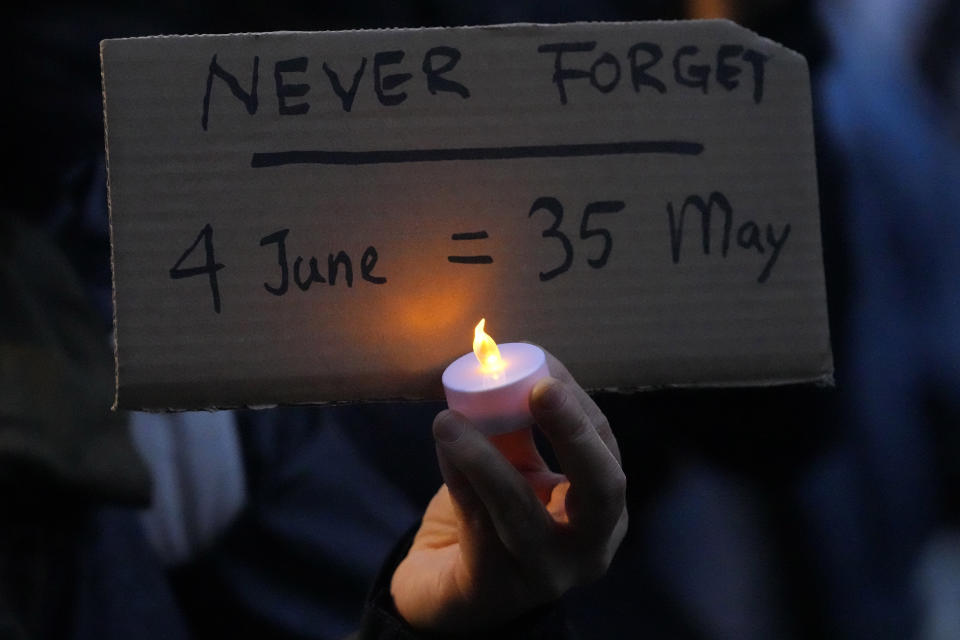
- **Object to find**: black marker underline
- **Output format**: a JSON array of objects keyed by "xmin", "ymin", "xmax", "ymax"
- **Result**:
[
  {"xmin": 250, "ymin": 140, "xmax": 703, "ymax": 167},
  {"xmin": 448, "ymin": 256, "xmax": 494, "ymax": 264}
]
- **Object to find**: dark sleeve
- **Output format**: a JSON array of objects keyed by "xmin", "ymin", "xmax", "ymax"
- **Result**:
[{"xmin": 355, "ymin": 527, "xmax": 577, "ymax": 640}]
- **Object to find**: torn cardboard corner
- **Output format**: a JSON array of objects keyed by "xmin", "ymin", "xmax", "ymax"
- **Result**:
[{"xmin": 101, "ymin": 19, "xmax": 832, "ymax": 411}]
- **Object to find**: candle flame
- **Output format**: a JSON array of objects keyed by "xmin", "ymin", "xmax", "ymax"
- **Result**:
[{"xmin": 473, "ymin": 318, "xmax": 502, "ymax": 372}]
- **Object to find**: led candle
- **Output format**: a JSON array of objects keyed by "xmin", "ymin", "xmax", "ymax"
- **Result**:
[{"xmin": 442, "ymin": 319, "xmax": 550, "ymax": 435}]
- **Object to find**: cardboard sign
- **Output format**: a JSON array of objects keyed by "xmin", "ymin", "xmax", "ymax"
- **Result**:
[{"xmin": 101, "ymin": 20, "xmax": 832, "ymax": 410}]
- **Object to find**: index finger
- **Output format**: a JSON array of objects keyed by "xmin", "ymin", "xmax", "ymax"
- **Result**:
[
  {"xmin": 433, "ymin": 411, "xmax": 555, "ymax": 558},
  {"xmin": 538, "ymin": 348, "xmax": 621, "ymax": 464},
  {"xmin": 530, "ymin": 377, "xmax": 626, "ymax": 532}
]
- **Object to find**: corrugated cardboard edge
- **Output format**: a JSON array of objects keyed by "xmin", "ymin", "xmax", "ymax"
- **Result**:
[
  {"xmin": 97, "ymin": 19, "xmax": 793, "ymax": 54},
  {"xmin": 101, "ymin": 19, "xmax": 832, "ymax": 412},
  {"xmin": 130, "ymin": 372, "xmax": 836, "ymax": 413},
  {"xmin": 98, "ymin": 20, "xmax": 695, "ymax": 43},
  {"xmin": 100, "ymin": 39, "xmax": 122, "ymax": 411}
]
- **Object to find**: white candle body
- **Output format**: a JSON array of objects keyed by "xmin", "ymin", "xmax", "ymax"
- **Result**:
[{"xmin": 442, "ymin": 342, "xmax": 550, "ymax": 435}]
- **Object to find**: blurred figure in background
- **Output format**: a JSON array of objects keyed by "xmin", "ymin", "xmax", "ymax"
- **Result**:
[{"xmin": 805, "ymin": 1, "xmax": 960, "ymax": 638}]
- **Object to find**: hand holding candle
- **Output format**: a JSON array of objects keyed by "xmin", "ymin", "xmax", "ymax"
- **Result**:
[{"xmin": 391, "ymin": 349, "xmax": 628, "ymax": 633}]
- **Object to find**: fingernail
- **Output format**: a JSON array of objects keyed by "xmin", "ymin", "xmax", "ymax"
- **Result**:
[
  {"xmin": 434, "ymin": 412, "xmax": 465, "ymax": 443},
  {"xmin": 534, "ymin": 378, "xmax": 565, "ymax": 410}
]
